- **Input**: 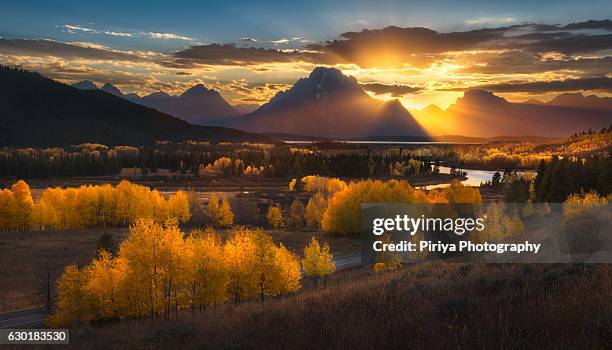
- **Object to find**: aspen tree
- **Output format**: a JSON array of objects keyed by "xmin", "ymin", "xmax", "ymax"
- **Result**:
[
  {"xmin": 217, "ymin": 198, "xmax": 234, "ymax": 227},
  {"xmin": 266, "ymin": 204, "xmax": 284, "ymax": 231},
  {"xmin": 302, "ymin": 237, "xmax": 336, "ymax": 287},
  {"xmin": 305, "ymin": 193, "xmax": 326, "ymax": 230}
]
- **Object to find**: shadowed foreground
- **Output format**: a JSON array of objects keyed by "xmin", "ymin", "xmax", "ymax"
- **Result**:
[{"xmin": 29, "ymin": 263, "xmax": 612, "ymax": 349}]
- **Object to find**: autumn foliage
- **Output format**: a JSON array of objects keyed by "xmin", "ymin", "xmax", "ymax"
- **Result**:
[
  {"xmin": 0, "ymin": 180, "xmax": 191, "ymax": 231},
  {"xmin": 49, "ymin": 221, "xmax": 302, "ymax": 327},
  {"xmin": 321, "ymin": 179, "xmax": 482, "ymax": 234}
]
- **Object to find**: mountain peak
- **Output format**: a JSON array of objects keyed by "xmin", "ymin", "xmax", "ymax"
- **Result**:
[
  {"xmin": 72, "ymin": 80, "xmax": 98, "ymax": 90},
  {"xmin": 181, "ymin": 84, "xmax": 216, "ymax": 98},
  {"xmin": 101, "ymin": 83, "xmax": 124, "ymax": 97},
  {"xmin": 422, "ymin": 104, "xmax": 444, "ymax": 114},
  {"xmin": 458, "ymin": 89, "xmax": 508, "ymax": 105},
  {"xmin": 548, "ymin": 92, "xmax": 612, "ymax": 110}
]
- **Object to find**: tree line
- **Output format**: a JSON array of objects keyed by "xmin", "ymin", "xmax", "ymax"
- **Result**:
[
  {"xmin": 0, "ymin": 180, "xmax": 191, "ymax": 231},
  {"xmin": 49, "ymin": 221, "xmax": 335, "ymax": 327},
  {"xmin": 534, "ymin": 154, "xmax": 610, "ymax": 202}
]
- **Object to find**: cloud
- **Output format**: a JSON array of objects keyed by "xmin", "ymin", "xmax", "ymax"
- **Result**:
[
  {"xmin": 0, "ymin": 38, "xmax": 149, "ymax": 61},
  {"xmin": 442, "ymin": 77, "xmax": 612, "ymax": 93},
  {"xmin": 171, "ymin": 43, "xmax": 320, "ymax": 66},
  {"xmin": 563, "ymin": 19, "xmax": 612, "ymax": 31},
  {"xmin": 270, "ymin": 38, "xmax": 291, "ymax": 45},
  {"xmin": 464, "ymin": 17, "xmax": 516, "ymax": 25},
  {"xmin": 141, "ymin": 32, "xmax": 195, "ymax": 41},
  {"xmin": 304, "ymin": 22, "xmax": 612, "ymax": 68},
  {"xmin": 360, "ymin": 82, "xmax": 422, "ymax": 96},
  {"xmin": 103, "ymin": 31, "xmax": 132, "ymax": 37},
  {"xmin": 61, "ymin": 24, "xmax": 131, "ymax": 37},
  {"xmin": 240, "ymin": 37, "xmax": 258, "ymax": 42}
]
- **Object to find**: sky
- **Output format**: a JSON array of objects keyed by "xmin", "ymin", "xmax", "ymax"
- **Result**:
[{"xmin": 1, "ymin": 0, "xmax": 611, "ymax": 109}]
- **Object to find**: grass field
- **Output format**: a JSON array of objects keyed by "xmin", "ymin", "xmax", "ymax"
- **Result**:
[{"xmin": 30, "ymin": 263, "xmax": 611, "ymax": 349}]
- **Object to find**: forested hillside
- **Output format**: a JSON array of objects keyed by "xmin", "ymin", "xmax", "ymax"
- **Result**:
[{"xmin": 0, "ymin": 66, "xmax": 261, "ymax": 147}]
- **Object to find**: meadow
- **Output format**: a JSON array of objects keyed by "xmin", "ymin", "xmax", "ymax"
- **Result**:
[{"xmin": 18, "ymin": 263, "xmax": 611, "ymax": 349}]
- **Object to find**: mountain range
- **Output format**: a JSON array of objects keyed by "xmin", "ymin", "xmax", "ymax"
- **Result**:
[
  {"xmin": 413, "ymin": 89, "xmax": 611, "ymax": 137},
  {"xmin": 525, "ymin": 93, "xmax": 612, "ymax": 111},
  {"xmin": 0, "ymin": 66, "xmax": 261, "ymax": 147},
  {"xmin": 73, "ymin": 81, "xmax": 239, "ymax": 125},
  {"xmin": 49, "ymin": 67, "xmax": 612, "ymax": 140}
]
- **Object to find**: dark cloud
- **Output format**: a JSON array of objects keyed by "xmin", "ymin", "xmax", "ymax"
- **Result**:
[
  {"xmin": 0, "ymin": 38, "xmax": 146, "ymax": 61},
  {"xmin": 360, "ymin": 82, "xmax": 422, "ymax": 96},
  {"xmin": 303, "ymin": 22, "xmax": 612, "ymax": 67},
  {"xmin": 442, "ymin": 77, "xmax": 612, "ymax": 93},
  {"xmin": 525, "ymin": 34, "xmax": 612, "ymax": 55},
  {"xmin": 563, "ymin": 19, "xmax": 612, "ymax": 30},
  {"xmin": 458, "ymin": 51, "xmax": 612, "ymax": 76},
  {"xmin": 171, "ymin": 43, "xmax": 320, "ymax": 66},
  {"xmin": 305, "ymin": 26, "xmax": 508, "ymax": 67}
]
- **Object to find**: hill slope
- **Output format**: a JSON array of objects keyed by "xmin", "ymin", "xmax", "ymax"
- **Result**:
[{"xmin": 0, "ymin": 66, "xmax": 261, "ymax": 146}]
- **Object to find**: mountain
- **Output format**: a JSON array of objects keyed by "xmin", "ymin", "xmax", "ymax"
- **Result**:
[
  {"xmin": 420, "ymin": 90, "xmax": 611, "ymax": 137},
  {"xmin": 98, "ymin": 83, "xmax": 239, "ymax": 125},
  {"xmin": 0, "ymin": 66, "xmax": 263, "ymax": 147},
  {"xmin": 547, "ymin": 93, "xmax": 612, "ymax": 111},
  {"xmin": 228, "ymin": 67, "xmax": 426, "ymax": 138},
  {"xmin": 100, "ymin": 83, "xmax": 125, "ymax": 97},
  {"xmin": 233, "ymin": 103, "xmax": 260, "ymax": 115},
  {"xmin": 72, "ymin": 80, "xmax": 98, "ymax": 90}
]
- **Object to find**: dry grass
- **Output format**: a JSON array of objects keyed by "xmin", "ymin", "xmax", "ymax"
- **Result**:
[
  {"xmin": 0, "ymin": 228, "xmax": 130, "ymax": 312},
  {"xmin": 39, "ymin": 263, "xmax": 612, "ymax": 350}
]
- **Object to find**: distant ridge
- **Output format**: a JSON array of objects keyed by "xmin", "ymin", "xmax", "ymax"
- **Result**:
[
  {"xmin": 0, "ymin": 66, "xmax": 264, "ymax": 147},
  {"xmin": 419, "ymin": 89, "xmax": 612, "ymax": 137}
]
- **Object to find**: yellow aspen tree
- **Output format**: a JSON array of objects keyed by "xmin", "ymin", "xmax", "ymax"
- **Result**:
[
  {"xmin": 86, "ymin": 250, "xmax": 123, "ymax": 319},
  {"xmin": 37, "ymin": 188, "xmax": 63, "ymax": 230},
  {"xmin": 266, "ymin": 204, "xmax": 284, "ymax": 231},
  {"xmin": 252, "ymin": 230, "xmax": 281, "ymax": 302},
  {"xmin": 183, "ymin": 230, "xmax": 228, "ymax": 311},
  {"xmin": 159, "ymin": 219, "xmax": 185, "ymax": 319},
  {"xmin": 217, "ymin": 198, "xmax": 234, "ymax": 227},
  {"xmin": 48, "ymin": 265, "xmax": 92, "ymax": 327},
  {"xmin": 305, "ymin": 193, "xmax": 326, "ymax": 230},
  {"xmin": 302, "ymin": 237, "xmax": 336, "ymax": 287},
  {"xmin": 150, "ymin": 190, "xmax": 169, "ymax": 223},
  {"xmin": 0, "ymin": 189, "xmax": 15, "ymax": 231},
  {"xmin": 60, "ymin": 188, "xmax": 79, "ymax": 229},
  {"xmin": 119, "ymin": 218, "xmax": 166, "ymax": 318},
  {"xmin": 114, "ymin": 180, "xmax": 135, "ymax": 225},
  {"xmin": 274, "ymin": 244, "xmax": 301, "ymax": 295},
  {"xmin": 224, "ymin": 228, "xmax": 257, "ymax": 304},
  {"xmin": 167, "ymin": 190, "xmax": 191, "ymax": 224},
  {"xmin": 11, "ymin": 180, "xmax": 33, "ymax": 230},
  {"xmin": 207, "ymin": 194, "xmax": 220, "ymax": 225}
]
